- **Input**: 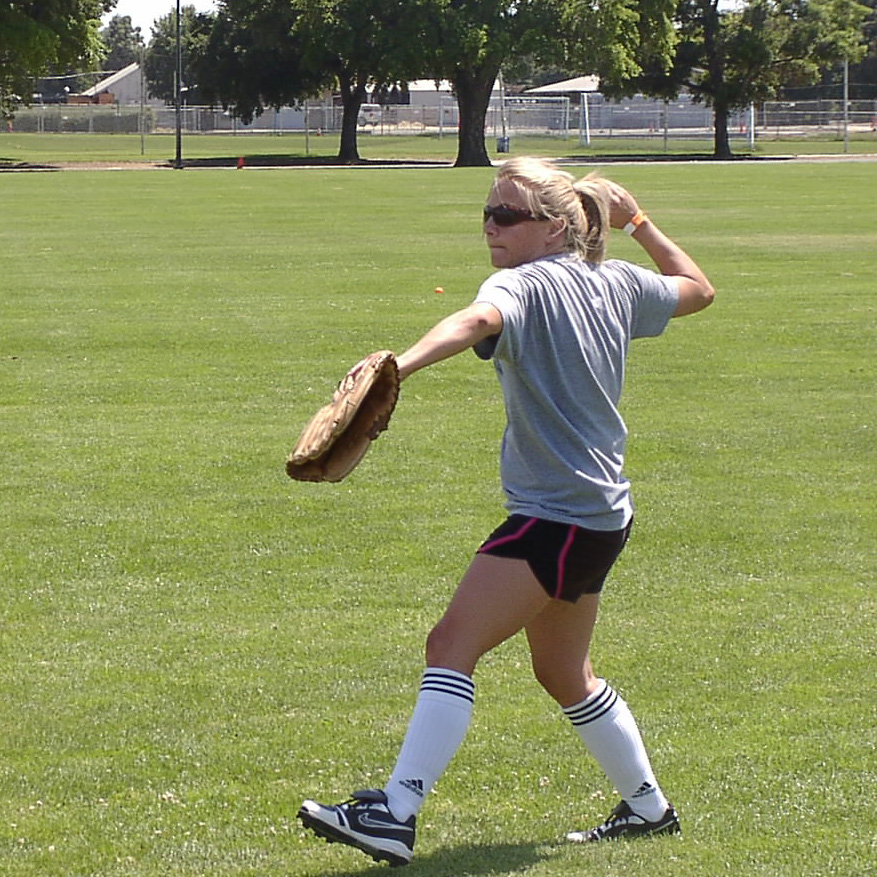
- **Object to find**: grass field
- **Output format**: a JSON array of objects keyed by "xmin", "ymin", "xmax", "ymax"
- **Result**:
[
  {"xmin": 1, "ymin": 160, "xmax": 875, "ymax": 877},
  {"xmin": 2, "ymin": 129, "xmax": 877, "ymax": 167}
]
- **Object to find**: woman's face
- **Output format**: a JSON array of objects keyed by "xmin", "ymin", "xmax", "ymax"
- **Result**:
[{"xmin": 483, "ymin": 178, "xmax": 565, "ymax": 269}]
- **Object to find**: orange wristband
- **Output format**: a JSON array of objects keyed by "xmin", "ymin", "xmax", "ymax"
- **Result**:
[{"xmin": 624, "ymin": 210, "xmax": 647, "ymax": 235}]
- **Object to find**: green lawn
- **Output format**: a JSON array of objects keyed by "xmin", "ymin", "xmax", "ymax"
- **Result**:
[
  {"xmin": 1, "ymin": 129, "xmax": 876, "ymax": 167},
  {"xmin": 1, "ymin": 162, "xmax": 875, "ymax": 876}
]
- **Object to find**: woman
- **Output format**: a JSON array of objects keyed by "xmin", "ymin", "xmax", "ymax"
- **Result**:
[{"xmin": 299, "ymin": 157, "xmax": 715, "ymax": 866}]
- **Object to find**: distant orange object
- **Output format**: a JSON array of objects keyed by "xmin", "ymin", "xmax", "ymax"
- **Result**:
[{"xmin": 434, "ymin": 286, "xmax": 444, "ymax": 294}]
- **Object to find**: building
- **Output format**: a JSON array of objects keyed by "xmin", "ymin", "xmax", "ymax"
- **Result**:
[{"xmin": 74, "ymin": 63, "xmax": 159, "ymax": 106}]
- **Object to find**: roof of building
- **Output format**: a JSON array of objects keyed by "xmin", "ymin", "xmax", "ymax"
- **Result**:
[
  {"xmin": 526, "ymin": 75, "xmax": 600, "ymax": 94},
  {"xmin": 82, "ymin": 62, "xmax": 140, "ymax": 97}
]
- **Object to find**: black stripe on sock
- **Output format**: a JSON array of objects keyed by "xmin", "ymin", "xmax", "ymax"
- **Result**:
[
  {"xmin": 420, "ymin": 670, "xmax": 475, "ymax": 704},
  {"xmin": 564, "ymin": 684, "xmax": 618, "ymax": 727}
]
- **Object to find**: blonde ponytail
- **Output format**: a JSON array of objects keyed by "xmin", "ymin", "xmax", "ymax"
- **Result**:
[{"xmin": 573, "ymin": 174, "xmax": 611, "ymax": 262}]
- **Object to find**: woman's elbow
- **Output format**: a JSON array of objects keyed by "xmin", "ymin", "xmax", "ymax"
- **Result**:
[{"xmin": 674, "ymin": 279, "xmax": 716, "ymax": 317}]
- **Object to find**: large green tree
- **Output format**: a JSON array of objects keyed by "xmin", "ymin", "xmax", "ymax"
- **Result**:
[
  {"xmin": 196, "ymin": 0, "xmax": 321, "ymax": 125},
  {"xmin": 197, "ymin": 0, "xmax": 429, "ymax": 162},
  {"xmin": 144, "ymin": 4, "xmax": 215, "ymax": 104},
  {"xmin": 195, "ymin": 0, "xmax": 675, "ymax": 166},
  {"xmin": 0, "ymin": 0, "xmax": 111, "ymax": 118},
  {"xmin": 433, "ymin": 0, "xmax": 675, "ymax": 166},
  {"xmin": 100, "ymin": 13, "xmax": 144, "ymax": 71},
  {"xmin": 630, "ymin": 0, "xmax": 870, "ymax": 157},
  {"xmin": 296, "ymin": 0, "xmax": 432, "ymax": 161}
]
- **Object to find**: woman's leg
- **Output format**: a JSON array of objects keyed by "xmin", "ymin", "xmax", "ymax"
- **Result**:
[
  {"xmin": 526, "ymin": 597, "xmax": 672, "ymax": 826},
  {"xmin": 383, "ymin": 553, "xmax": 549, "ymax": 820},
  {"xmin": 426, "ymin": 552, "xmax": 550, "ymax": 672},
  {"xmin": 525, "ymin": 594, "xmax": 600, "ymax": 706}
]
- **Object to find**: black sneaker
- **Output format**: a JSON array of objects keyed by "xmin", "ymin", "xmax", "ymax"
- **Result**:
[
  {"xmin": 566, "ymin": 800, "xmax": 681, "ymax": 843},
  {"xmin": 298, "ymin": 788, "xmax": 415, "ymax": 866}
]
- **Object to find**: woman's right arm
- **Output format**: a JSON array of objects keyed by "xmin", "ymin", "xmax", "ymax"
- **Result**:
[{"xmin": 395, "ymin": 302, "xmax": 503, "ymax": 381}]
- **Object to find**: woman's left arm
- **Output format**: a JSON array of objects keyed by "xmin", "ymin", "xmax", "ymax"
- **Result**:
[
  {"xmin": 604, "ymin": 181, "xmax": 715, "ymax": 318},
  {"xmin": 396, "ymin": 302, "xmax": 503, "ymax": 381}
]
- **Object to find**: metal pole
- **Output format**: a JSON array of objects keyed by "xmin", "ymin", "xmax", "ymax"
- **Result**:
[
  {"xmin": 140, "ymin": 46, "xmax": 146, "ymax": 156},
  {"xmin": 748, "ymin": 102, "xmax": 756, "ymax": 151},
  {"xmin": 663, "ymin": 100, "xmax": 669, "ymax": 152},
  {"xmin": 305, "ymin": 101, "xmax": 310, "ymax": 155},
  {"xmin": 174, "ymin": 0, "xmax": 183, "ymax": 168},
  {"xmin": 843, "ymin": 57, "xmax": 850, "ymax": 154},
  {"xmin": 580, "ymin": 93, "xmax": 590, "ymax": 146}
]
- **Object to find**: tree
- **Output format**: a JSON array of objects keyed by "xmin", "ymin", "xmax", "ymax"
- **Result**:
[
  {"xmin": 630, "ymin": 0, "xmax": 870, "ymax": 158},
  {"xmin": 295, "ymin": 0, "xmax": 431, "ymax": 160},
  {"xmin": 195, "ymin": 0, "xmax": 321, "ymax": 124},
  {"xmin": 0, "ymin": 0, "xmax": 111, "ymax": 118},
  {"xmin": 194, "ymin": 0, "xmax": 674, "ymax": 165},
  {"xmin": 428, "ymin": 0, "xmax": 676, "ymax": 167},
  {"xmin": 144, "ymin": 5, "xmax": 215, "ymax": 105},
  {"xmin": 100, "ymin": 14, "xmax": 145, "ymax": 71},
  {"xmin": 838, "ymin": 0, "xmax": 876, "ymax": 96},
  {"xmin": 196, "ymin": 0, "xmax": 430, "ymax": 162},
  {"xmin": 426, "ymin": 0, "xmax": 558, "ymax": 167},
  {"xmin": 788, "ymin": 0, "xmax": 877, "ymax": 99}
]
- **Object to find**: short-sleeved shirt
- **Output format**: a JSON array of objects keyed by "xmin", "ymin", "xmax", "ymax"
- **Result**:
[{"xmin": 474, "ymin": 253, "xmax": 678, "ymax": 531}]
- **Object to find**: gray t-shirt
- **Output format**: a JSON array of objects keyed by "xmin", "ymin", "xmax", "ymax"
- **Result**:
[{"xmin": 474, "ymin": 253, "xmax": 678, "ymax": 530}]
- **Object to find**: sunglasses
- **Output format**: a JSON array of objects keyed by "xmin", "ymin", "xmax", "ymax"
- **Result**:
[{"xmin": 482, "ymin": 204, "xmax": 545, "ymax": 227}]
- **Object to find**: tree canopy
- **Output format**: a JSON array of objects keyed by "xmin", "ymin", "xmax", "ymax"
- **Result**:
[
  {"xmin": 5, "ymin": 0, "xmax": 873, "ymax": 159},
  {"xmin": 193, "ymin": 0, "xmax": 678, "ymax": 165},
  {"xmin": 432, "ymin": 0, "xmax": 676, "ymax": 165},
  {"xmin": 197, "ymin": 0, "xmax": 430, "ymax": 162},
  {"xmin": 0, "ymin": 0, "xmax": 112, "ymax": 118},
  {"xmin": 144, "ymin": 4, "xmax": 215, "ymax": 105},
  {"xmin": 100, "ymin": 14, "xmax": 144, "ymax": 72},
  {"xmin": 629, "ymin": 0, "xmax": 871, "ymax": 157}
]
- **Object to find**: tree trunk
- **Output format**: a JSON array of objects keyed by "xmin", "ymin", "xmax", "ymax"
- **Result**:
[
  {"xmin": 337, "ymin": 73, "xmax": 367, "ymax": 163},
  {"xmin": 702, "ymin": 0, "xmax": 732, "ymax": 159},
  {"xmin": 712, "ymin": 99, "xmax": 733, "ymax": 158},
  {"xmin": 452, "ymin": 65, "xmax": 499, "ymax": 167}
]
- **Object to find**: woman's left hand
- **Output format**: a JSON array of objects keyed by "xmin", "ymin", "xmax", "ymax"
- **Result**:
[{"xmin": 604, "ymin": 181, "xmax": 641, "ymax": 230}]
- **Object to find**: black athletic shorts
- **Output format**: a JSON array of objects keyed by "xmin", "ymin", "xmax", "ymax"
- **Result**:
[{"xmin": 477, "ymin": 515, "xmax": 632, "ymax": 603}]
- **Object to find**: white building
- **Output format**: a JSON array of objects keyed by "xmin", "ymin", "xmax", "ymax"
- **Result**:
[{"xmin": 78, "ymin": 62, "xmax": 159, "ymax": 105}]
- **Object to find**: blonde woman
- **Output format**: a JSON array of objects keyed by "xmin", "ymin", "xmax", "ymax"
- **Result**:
[{"xmin": 299, "ymin": 157, "xmax": 715, "ymax": 866}]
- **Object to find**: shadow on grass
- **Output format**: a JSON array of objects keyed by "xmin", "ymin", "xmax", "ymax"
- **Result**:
[
  {"xmin": 555, "ymin": 152, "xmax": 791, "ymax": 163},
  {"xmin": 0, "ymin": 151, "xmax": 795, "ymax": 172},
  {"xmin": 0, "ymin": 159, "xmax": 60, "ymax": 171},
  {"xmin": 302, "ymin": 840, "xmax": 551, "ymax": 876},
  {"xmin": 183, "ymin": 154, "xmax": 454, "ymax": 169},
  {"xmin": 0, "ymin": 154, "xmax": 455, "ymax": 171}
]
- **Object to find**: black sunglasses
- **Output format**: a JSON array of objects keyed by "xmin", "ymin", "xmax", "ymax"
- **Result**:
[{"xmin": 483, "ymin": 204, "xmax": 545, "ymax": 227}]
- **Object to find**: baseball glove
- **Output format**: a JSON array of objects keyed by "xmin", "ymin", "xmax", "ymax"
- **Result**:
[{"xmin": 286, "ymin": 350, "xmax": 400, "ymax": 483}]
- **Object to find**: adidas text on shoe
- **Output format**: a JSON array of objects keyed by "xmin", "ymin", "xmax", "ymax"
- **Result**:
[
  {"xmin": 298, "ymin": 788, "xmax": 415, "ymax": 866},
  {"xmin": 566, "ymin": 800, "xmax": 680, "ymax": 843}
]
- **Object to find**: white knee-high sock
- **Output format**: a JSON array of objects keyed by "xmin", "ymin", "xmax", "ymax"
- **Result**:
[
  {"xmin": 563, "ymin": 679, "xmax": 669, "ymax": 820},
  {"xmin": 384, "ymin": 668, "xmax": 474, "ymax": 821}
]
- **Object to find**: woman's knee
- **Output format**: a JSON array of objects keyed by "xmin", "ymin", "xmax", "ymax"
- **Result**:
[
  {"xmin": 425, "ymin": 618, "xmax": 479, "ymax": 674},
  {"xmin": 531, "ymin": 655, "xmax": 596, "ymax": 706},
  {"xmin": 425, "ymin": 621, "xmax": 449, "ymax": 665},
  {"xmin": 531, "ymin": 658, "xmax": 569, "ymax": 702}
]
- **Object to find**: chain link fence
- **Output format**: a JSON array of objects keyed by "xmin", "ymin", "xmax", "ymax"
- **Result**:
[{"xmin": 6, "ymin": 96, "xmax": 877, "ymax": 142}]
